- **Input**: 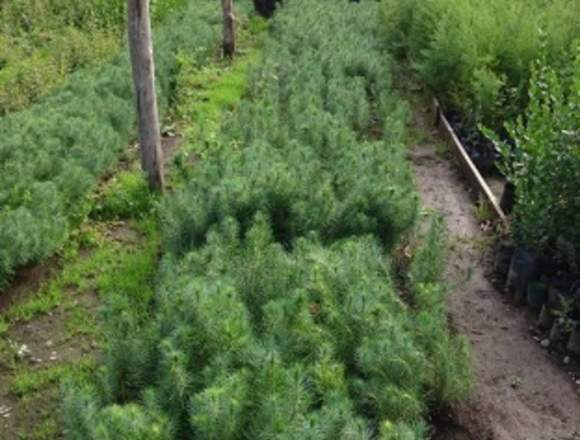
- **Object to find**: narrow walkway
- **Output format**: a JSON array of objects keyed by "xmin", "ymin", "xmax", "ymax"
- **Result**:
[{"xmin": 409, "ymin": 102, "xmax": 580, "ymax": 440}]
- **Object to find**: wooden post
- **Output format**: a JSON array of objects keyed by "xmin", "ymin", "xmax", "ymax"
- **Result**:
[
  {"xmin": 127, "ymin": 0, "xmax": 165, "ymax": 192},
  {"xmin": 222, "ymin": 0, "xmax": 235, "ymax": 58}
]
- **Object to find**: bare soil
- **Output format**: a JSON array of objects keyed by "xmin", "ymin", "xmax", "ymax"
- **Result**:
[
  {"xmin": 0, "ymin": 258, "xmax": 60, "ymax": 312},
  {"xmin": 409, "ymin": 103, "xmax": 580, "ymax": 440},
  {"xmin": 0, "ymin": 288, "xmax": 99, "ymax": 438}
]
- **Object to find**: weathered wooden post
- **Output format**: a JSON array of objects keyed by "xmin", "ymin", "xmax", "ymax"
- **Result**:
[
  {"xmin": 128, "ymin": 0, "xmax": 165, "ymax": 192},
  {"xmin": 222, "ymin": 0, "xmax": 236, "ymax": 58}
]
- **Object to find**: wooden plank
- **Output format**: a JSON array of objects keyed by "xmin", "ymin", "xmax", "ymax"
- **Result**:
[{"xmin": 432, "ymin": 98, "xmax": 507, "ymax": 222}]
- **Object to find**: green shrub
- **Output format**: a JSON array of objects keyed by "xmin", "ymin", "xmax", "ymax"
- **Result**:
[
  {"xmin": 0, "ymin": 0, "xmax": 222, "ymax": 287},
  {"xmin": 65, "ymin": 218, "xmax": 470, "ymax": 439},
  {"xmin": 488, "ymin": 47, "xmax": 580, "ymax": 261},
  {"xmin": 164, "ymin": 0, "xmax": 418, "ymax": 254},
  {"xmin": 63, "ymin": 2, "xmax": 470, "ymax": 439},
  {"xmin": 382, "ymin": 0, "xmax": 580, "ymax": 129}
]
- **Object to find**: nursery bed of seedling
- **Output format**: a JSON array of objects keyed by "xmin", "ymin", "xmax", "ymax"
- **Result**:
[{"xmin": 58, "ymin": 2, "xmax": 473, "ymax": 438}]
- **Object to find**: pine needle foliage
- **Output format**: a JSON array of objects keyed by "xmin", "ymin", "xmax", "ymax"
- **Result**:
[
  {"xmin": 63, "ymin": 1, "xmax": 471, "ymax": 439},
  {"xmin": 0, "ymin": 0, "xmax": 223, "ymax": 287},
  {"xmin": 66, "ymin": 218, "xmax": 469, "ymax": 439},
  {"xmin": 163, "ymin": 0, "xmax": 419, "ymax": 255}
]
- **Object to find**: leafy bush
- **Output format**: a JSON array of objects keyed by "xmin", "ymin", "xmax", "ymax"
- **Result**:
[
  {"xmin": 381, "ymin": 0, "xmax": 580, "ymax": 129},
  {"xmin": 63, "ymin": 2, "xmax": 470, "ymax": 439},
  {"xmin": 488, "ymin": 48, "xmax": 580, "ymax": 261},
  {"xmin": 0, "ymin": 0, "xmax": 223, "ymax": 286}
]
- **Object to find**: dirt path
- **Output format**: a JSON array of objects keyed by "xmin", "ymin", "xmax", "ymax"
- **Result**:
[{"xmin": 408, "ymin": 103, "xmax": 580, "ymax": 440}]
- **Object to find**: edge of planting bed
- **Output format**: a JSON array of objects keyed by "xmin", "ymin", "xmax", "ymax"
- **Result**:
[
  {"xmin": 430, "ymin": 97, "xmax": 507, "ymax": 223},
  {"xmin": 430, "ymin": 98, "xmax": 580, "ymax": 365}
]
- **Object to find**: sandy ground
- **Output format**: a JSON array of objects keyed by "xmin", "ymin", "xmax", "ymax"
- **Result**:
[{"xmin": 409, "ymin": 104, "xmax": 580, "ymax": 440}]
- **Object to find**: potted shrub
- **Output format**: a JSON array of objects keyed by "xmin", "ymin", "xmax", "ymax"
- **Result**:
[{"xmin": 488, "ymin": 50, "xmax": 580, "ymax": 303}]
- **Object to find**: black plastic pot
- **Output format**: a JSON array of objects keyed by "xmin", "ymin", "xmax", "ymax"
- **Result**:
[
  {"xmin": 500, "ymin": 181, "xmax": 515, "ymax": 215},
  {"xmin": 548, "ymin": 285, "xmax": 565, "ymax": 308},
  {"xmin": 468, "ymin": 145, "xmax": 498, "ymax": 174},
  {"xmin": 537, "ymin": 304, "xmax": 555, "ymax": 330},
  {"xmin": 513, "ymin": 288, "xmax": 526, "ymax": 307},
  {"xmin": 539, "ymin": 257, "xmax": 560, "ymax": 279},
  {"xmin": 550, "ymin": 320, "xmax": 564, "ymax": 343},
  {"xmin": 506, "ymin": 247, "xmax": 539, "ymax": 295},
  {"xmin": 252, "ymin": 0, "xmax": 281, "ymax": 18},
  {"xmin": 494, "ymin": 241, "xmax": 515, "ymax": 287},
  {"xmin": 567, "ymin": 325, "xmax": 580, "ymax": 355},
  {"xmin": 572, "ymin": 283, "xmax": 580, "ymax": 316},
  {"xmin": 527, "ymin": 282, "xmax": 548, "ymax": 309}
]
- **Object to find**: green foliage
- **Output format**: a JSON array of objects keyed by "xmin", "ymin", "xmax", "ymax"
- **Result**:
[
  {"xmin": 383, "ymin": 0, "xmax": 580, "ymax": 273},
  {"xmin": 407, "ymin": 216, "xmax": 472, "ymax": 404},
  {"xmin": 381, "ymin": 0, "xmax": 580, "ymax": 128},
  {"xmin": 164, "ymin": 0, "xmax": 418, "ymax": 255},
  {"xmin": 0, "ymin": 0, "xmax": 190, "ymax": 114},
  {"xmin": 0, "ymin": 0, "xmax": 124, "ymax": 114},
  {"xmin": 63, "ymin": 384, "xmax": 174, "ymax": 440},
  {"xmin": 92, "ymin": 170, "xmax": 153, "ymax": 220},
  {"xmin": 0, "ymin": 0, "xmax": 223, "ymax": 288},
  {"xmin": 488, "ymin": 47, "xmax": 580, "ymax": 259},
  {"xmin": 408, "ymin": 215, "xmax": 447, "ymax": 293},
  {"xmin": 174, "ymin": 45, "xmax": 258, "ymax": 161},
  {"xmin": 10, "ymin": 359, "xmax": 95, "ymax": 398},
  {"xmin": 63, "ymin": 2, "xmax": 470, "ymax": 439},
  {"xmin": 66, "ymin": 219, "xmax": 469, "ymax": 439}
]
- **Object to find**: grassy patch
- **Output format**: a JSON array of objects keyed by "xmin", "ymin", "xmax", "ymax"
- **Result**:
[
  {"xmin": 3, "ymin": 217, "xmax": 159, "ymax": 328},
  {"xmin": 6, "ymin": 284, "xmax": 64, "ymax": 324},
  {"xmin": 171, "ymin": 12, "xmax": 265, "ymax": 171},
  {"xmin": 91, "ymin": 168, "xmax": 154, "ymax": 221},
  {"xmin": 9, "ymin": 359, "xmax": 95, "ymax": 398},
  {"xmin": 24, "ymin": 417, "xmax": 59, "ymax": 440},
  {"xmin": 174, "ymin": 48, "xmax": 258, "ymax": 159}
]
